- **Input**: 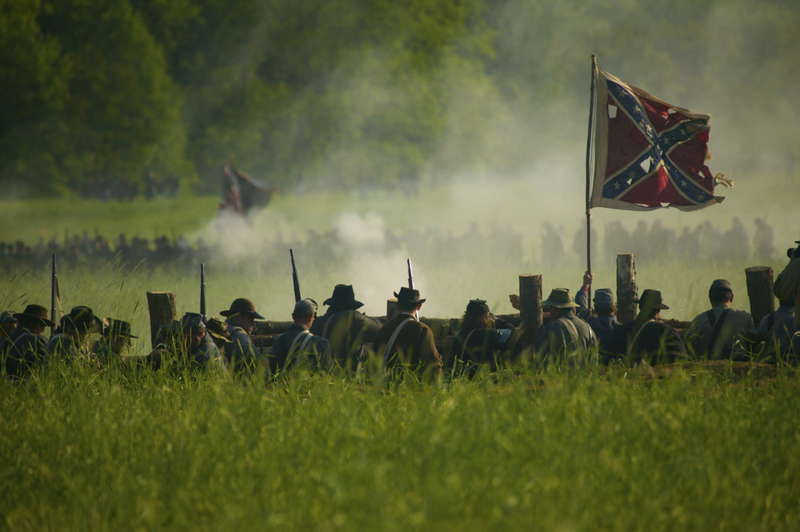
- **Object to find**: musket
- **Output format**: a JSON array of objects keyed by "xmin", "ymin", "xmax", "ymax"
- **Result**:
[
  {"xmin": 50, "ymin": 254, "xmax": 57, "ymax": 336},
  {"xmin": 407, "ymin": 258, "xmax": 419, "ymax": 320},
  {"xmin": 200, "ymin": 263, "xmax": 207, "ymax": 321},
  {"xmin": 290, "ymin": 249, "xmax": 301, "ymax": 303}
]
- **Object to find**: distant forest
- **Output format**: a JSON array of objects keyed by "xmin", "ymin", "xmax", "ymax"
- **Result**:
[{"xmin": 1, "ymin": 0, "xmax": 797, "ymax": 196}]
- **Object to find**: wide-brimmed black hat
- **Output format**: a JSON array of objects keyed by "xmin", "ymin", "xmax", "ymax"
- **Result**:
[
  {"xmin": 63, "ymin": 306, "xmax": 103, "ymax": 333},
  {"xmin": 104, "ymin": 319, "xmax": 138, "ymax": 338},
  {"xmin": 634, "ymin": 289, "xmax": 670, "ymax": 310},
  {"xmin": 394, "ymin": 287, "xmax": 425, "ymax": 305},
  {"xmin": 465, "ymin": 299, "xmax": 490, "ymax": 317},
  {"xmin": 14, "ymin": 304, "xmax": 56, "ymax": 327},
  {"xmin": 220, "ymin": 298, "xmax": 265, "ymax": 319},
  {"xmin": 323, "ymin": 284, "xmax": 363, "ymax": 310},
  {"xmin": 541, "ymin": 288, "xmax": 579, "ymax": 309}
]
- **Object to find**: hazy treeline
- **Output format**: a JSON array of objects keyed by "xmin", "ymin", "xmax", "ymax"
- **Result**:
[{"xmin": 1, "ymin": 0, "xmax": 797, "ymax": 196}]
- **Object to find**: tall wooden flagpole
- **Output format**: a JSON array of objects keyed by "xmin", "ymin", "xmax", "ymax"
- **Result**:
[{"xmin": 585, "ymin": 55, "xmax": 597, "ymax": 312}]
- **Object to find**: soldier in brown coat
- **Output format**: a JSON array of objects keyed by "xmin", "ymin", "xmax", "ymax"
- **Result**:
[{"xmin": 374, "ymin": 287, "xmax": 442, "ymax": 382}]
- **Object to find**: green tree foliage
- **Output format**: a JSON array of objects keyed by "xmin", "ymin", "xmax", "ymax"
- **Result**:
[{"xmin": 1, "ymin": 0, "xmax": 798, "ymax": 196}]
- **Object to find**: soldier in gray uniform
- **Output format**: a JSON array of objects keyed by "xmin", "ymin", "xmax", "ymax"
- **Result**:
[
  {"xmin": 271, "ymin": 299, "xmax": 332, "ymax": 373},
  {"xmin": 2, "ymin": 304, "xmax": 54, "ymax": 379},
  {"xmin": 92, "ymin": 319, "xmax": 137, "ymax": 366},
  {"xmin": 537, "ymin": 288, "xmax": 597, "ymax": 363},
  {"xmin": 449, "ymin": 299, "xmax": 518, "ymax": 378},
  {"xmin": 604, "ymin": 290, "xmax": 686, "ymax": 365},
  {"xmin": 48, "ymin": 306, "xmax": 103, "ymax": 360},
  {"xmin": 574, "ymin": 272, "xmax": 619, "ymax": 349},
  {"xmin": 309, "ymin": 284, "xmax": 382, "ymax": 371},
  {"xmin": 220, "ymin": 298, "xmax": 263, "ymax": 373},
  {"xmin": 686, "ymin": 279, "xmax": 754, "ymax": 360},
  {"xmin": 180, "ymin": 313, "xmax": 225, "ymax": 371}
]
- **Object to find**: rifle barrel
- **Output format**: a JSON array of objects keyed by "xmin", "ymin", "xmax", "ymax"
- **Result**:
[
  {"xmin": 50, "ymin": 254, "xmax": 56, "ymax": 334},
  {"xmin": 407, "ymin": 258, "xmax": 414, "ymax": 289},
  {"xmin": 200, "ymin": 263, "xmax": 207, "ymax": 320},
  {"xmin": 291, "ymin": 249, "xmax": 302, "ymax": 302}
]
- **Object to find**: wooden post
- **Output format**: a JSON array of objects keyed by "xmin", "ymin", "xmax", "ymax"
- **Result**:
[
  {"xmin": 745, "ymin": 266, "xmax": 774, "ymax": 325},
  {"xmin": 616, "ymin": 253, "xmax": 637, "ymax": 324},
  {"xmin": 519, "ymin": 274, "xmax": 543, "ymax": 349},
  {"xmin": 386, "ymin": 299, "xmax": 399, "ymax": 321},
  {"xmin": 146, "ymin": 291, "xmax": 177, "ymax": 348}
]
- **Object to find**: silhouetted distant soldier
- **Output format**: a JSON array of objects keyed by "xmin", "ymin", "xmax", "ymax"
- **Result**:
[
  {"xmin": 541, "ymin": 224, "xmax": 565, "ymax": 267},
  {"xmin": 649, "ymin": 220, "xmax": 675, "ymax": 256},
  {"xmin": 374, "ymin": 287, "xmax": 441, "ymax": 382},
  {"xmin": 220, "ymin": 298, "xmax": 264, "ymax": 372},
  {"xmin": 449, "ymin": 299, "xmax": 518, "ymax": 378},
  {"xmin": 753, "ymin": 218, "xmax": 776, "ymax": 260},
  {"xmin": 604, "ymin": 221, "xmax": 631, "ymax": 259},
  {"xmin": 720, "ymin": 217, "xmax": 749, "ymax": 262},
  {"xmin": 48, "ymin": 306, "xmax": 103, "ymax": 360},
  {"xmin": 309, "ymin": 284, "xmax": 382, "ymax": 370},
  {"xmin": 574, "ymin": 273, "xmax": 618, "ymax": 349},
  {"xmin": 686, "ymin": 280, "xmax": 754, "ymax": 360},
  {"xmin": 604, "ymin": 290, "xmax": 686, "ymax": 365},
  {"xmin": 537, "ymin": 288, "xmax": 597, "ymax": 363},
  {"xmin": 630, "ymin": 220, "xmax": 650, "ymax": 259},
  {"xmin": 272, "ymin": 299, "xmax": 332, "ymax": 373},
  {"xmin": 2, "ymin": 304, "xmax": 54, "ymax": 379}
]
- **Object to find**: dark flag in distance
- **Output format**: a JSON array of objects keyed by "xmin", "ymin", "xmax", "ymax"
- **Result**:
[
  {"xmin": 218, "ymin": 162, "xmax": 278, "ymax": 217},
  {"xmin": 589, "ymin": 69, "xmax": 732, "ymax": 212}
]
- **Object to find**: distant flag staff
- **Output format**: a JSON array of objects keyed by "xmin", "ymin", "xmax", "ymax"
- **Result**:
[
  {"xmin": 583, "ymin": 56, "xmax": 733, "ymax": 307},
  {"xmin": 218, "ymin": 162, "xmax": 279, "ymax": 218}
]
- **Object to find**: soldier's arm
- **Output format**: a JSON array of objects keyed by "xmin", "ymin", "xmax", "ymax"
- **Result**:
[
  {"xmin": 774, "ymin": 257, "xmax": 800, "ymax": 300},
  {"xmin": 418, "ymin": 326, "xmax": 442, "ymax": 381}
]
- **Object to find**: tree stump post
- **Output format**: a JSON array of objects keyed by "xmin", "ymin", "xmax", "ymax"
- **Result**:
[
  {"xmin": 616, "ymin": 254, "xmax": 637, "ymax": 324},
  {"xmin": 147, "ymin": 291, "xmax": 177, "ymax": 348},
  {"xmin": 519, "ymin": 274, "xmax": 543, "ymax": 350},
  {"xmin": 745, "ymin": 266, "xmax": 774, "ymax": 325},
  {"xmin": 386, "ymin": 299, "xmax": 399, "ymax": 321}
]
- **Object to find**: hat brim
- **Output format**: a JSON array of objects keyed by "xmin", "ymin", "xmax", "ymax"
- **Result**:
[
  {"xmin": 322, "ymin": 298, "xmax": 364, "ymax": 310},
  {"xmin": 13, "ymin": 312, "xmax": 56, "ymax": 327},
  {"xmin": 393, "ymin": 292, "xmax": 425, "ymax": 305},
  {"xmin": 633, "ymin": 299, "xmax": 670, "ymax": 310},
  {"xmin": 541, "ymin": 299, "xmax": 579, "ymax": 309},
  {"xmin": 220, "ymin": 309, "xmax": 265, "ymax": 319}
]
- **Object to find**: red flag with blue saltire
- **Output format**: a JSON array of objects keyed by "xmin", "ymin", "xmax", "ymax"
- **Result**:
[{"xmin": 589, "ymin": 69, "xmax": 731, "ymax": 211}]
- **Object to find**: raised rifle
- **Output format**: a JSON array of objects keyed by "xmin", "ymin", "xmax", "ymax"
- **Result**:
[
  {"xmin": 290, "ymin": 249, "xmax": 301, "ymax": 303},
  {"xmin": 50, "ymin": 254, "xmax": 58, "ymax": 336},
  {"xmin": 407, "ymin": 258, "xmax": 419, "ymax": 320},
  {"xmin": 200, "ymin": 263, "xmax": 207, "ymax": 321}
]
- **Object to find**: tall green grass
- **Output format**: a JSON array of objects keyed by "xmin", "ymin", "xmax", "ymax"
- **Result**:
[{"xmin": 1, "ymin": 364, "xmax": 798, "ymax": 531}]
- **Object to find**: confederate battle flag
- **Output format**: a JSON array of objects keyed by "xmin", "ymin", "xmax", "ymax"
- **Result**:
[{"xmin": 589, "ymin": 69, "xmax": 730, "ymax": 211}]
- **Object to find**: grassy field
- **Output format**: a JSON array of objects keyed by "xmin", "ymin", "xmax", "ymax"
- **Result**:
[
  {"xmin": 2, "ymin": 175, "xmax": 798, "ymax": 530},
  {"xmin": 1, "ymin": 363, "xmax": 798, "ymax": 531}
]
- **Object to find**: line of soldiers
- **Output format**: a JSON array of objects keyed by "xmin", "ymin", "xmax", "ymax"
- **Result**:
[
  {"xmin": 3, "ymin": 244, "xmax": 799, "ymax": 382},
  {"xmin": 533, "ymin": 244, "xmax": 799, "ymax": 365},
  {"xmin": 1, "ymin": 217, "xmax": 778, "ymax": 278}
]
